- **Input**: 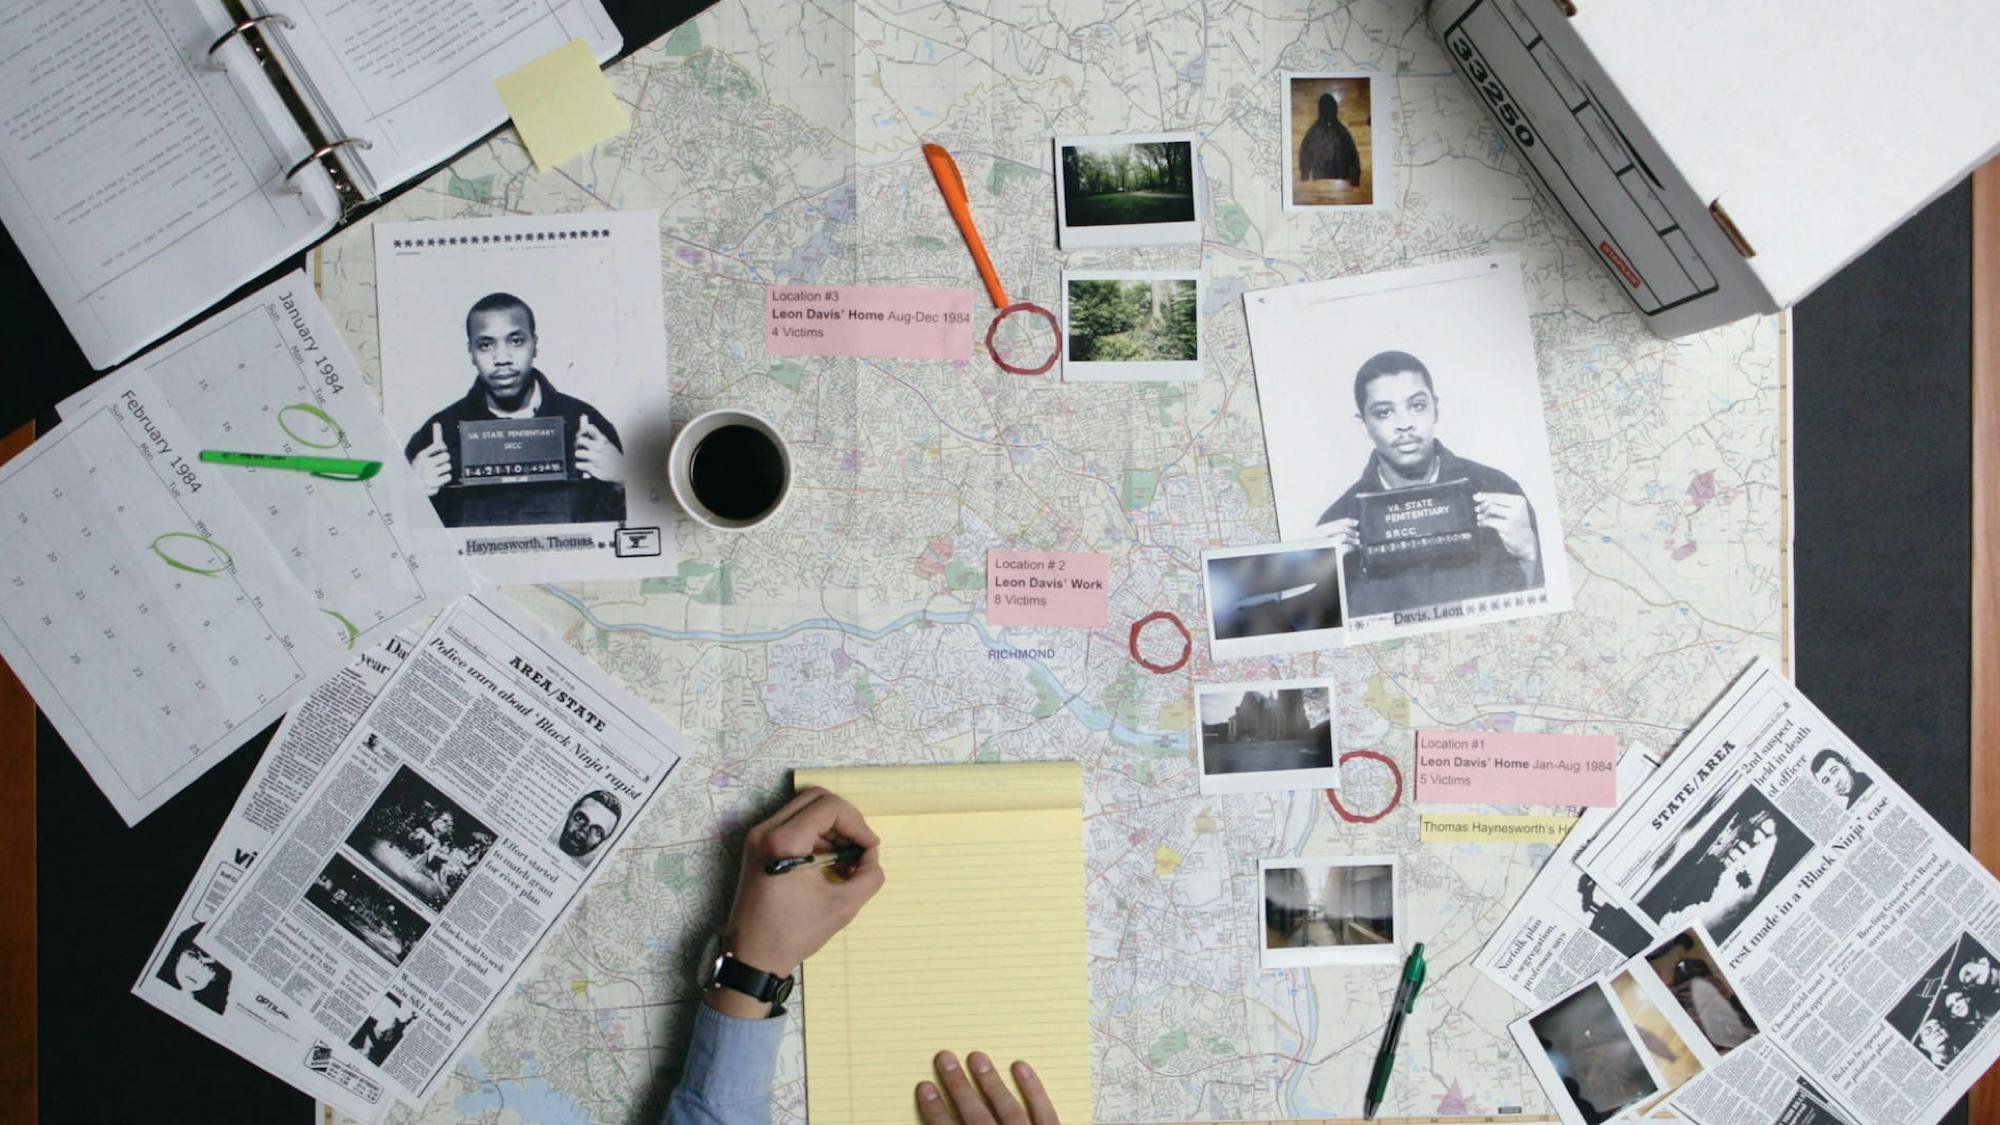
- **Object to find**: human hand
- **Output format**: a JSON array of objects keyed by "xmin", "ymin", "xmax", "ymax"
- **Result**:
[
  {"xmin": 1473, "ymin": 492, "xmax": 1539, "ymax": 565},
  {"xmin": 917, "ymin": 1052, "xmax": 1060, "ymax": 1125},
  {"xmin": 575, "ymin": 414, "xmax": 625, "ymax": 484},
  {"xmin": 718, "ymin": 788, "xmax": 882, "ymax": 992},
  {"xmin": 1316, "ymin": 517, "xmax": 1359, "ymax": 554},
  {"xmin": 411, "ymin": 422, "xmax": 452, "ymax": 497}
]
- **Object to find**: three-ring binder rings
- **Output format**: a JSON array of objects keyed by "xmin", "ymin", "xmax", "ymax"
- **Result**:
[{"xmin": 0, "ymin": 0, "xmax": 622, "ymax": 370}]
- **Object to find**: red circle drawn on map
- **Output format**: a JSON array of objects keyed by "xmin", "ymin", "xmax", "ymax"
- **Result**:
[
  {"xmin": 986, "ymin": 302, "xmax": 1062, "ymax": 375},
  {"xmin": 1127, "ymin": 611, "xmax": 1191, "ymax": 674},
  {"xmin": 1326, "ymin": 750, "xmax": 1402, "ymax": 824}
]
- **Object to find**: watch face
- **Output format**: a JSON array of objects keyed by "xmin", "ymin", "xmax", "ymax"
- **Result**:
[
  {"xmin": 698, "ymin": 933, "xmax": 728, "ymax": 989},
  {"xmin": 771, "ymin": 975, "xmax": 795, "ymax": 1005}
]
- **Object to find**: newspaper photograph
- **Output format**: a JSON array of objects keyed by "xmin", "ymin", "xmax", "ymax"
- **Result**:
[
  {"xmin": 1476, "ymin": 748, "xmax": 1660, "ymax": 1006},
  {"xmin": 202, "ymin": 592, "xmax": 688, "ymax": 1108},
  {"xmin": 132, "ymin": 635, "xmax": 415, "ymax": 1122},
  {"xmin": 1577, "ymin": 658, "xmax": 2000, "ymax": 1125}
]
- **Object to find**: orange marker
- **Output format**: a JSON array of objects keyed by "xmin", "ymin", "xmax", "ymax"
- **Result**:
[{"xmin": 923, "ymin": 143, "xmax": 1009, "ymax": 308}]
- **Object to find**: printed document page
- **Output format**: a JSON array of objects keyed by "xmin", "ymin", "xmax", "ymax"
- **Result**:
[
  {"xmin": 0, "ymin": 0, "xmax": 339, "ymax": 367},
  {"xmin": 795, "ymin": 762, "xmax": 1091, "ymax": 1124},
  {"xmin": 61, "ymin": 273, "xmax": 472, "ymax": 655},
  {"xmin": 258, "ymin": 0, "xmax": 621, "ymax": 193},
  {"xmin": 0, "ymin": 365, "xmax": 346, "ymax": 822},
  {"xmin": 132, "ymin": 635, "xmax": 415, "ymax": 1123},
  {"xmin": 204, "ymin": 592, "xmax": 688, "ymax": 1110}
]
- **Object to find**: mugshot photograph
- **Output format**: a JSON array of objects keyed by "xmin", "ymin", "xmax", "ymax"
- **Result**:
[
  {"xmin": 1316, "ymin": 350, "xmax": 1544, "ymax": 618},
  {"xmin": 404, "ymin": 292, "xmax": 628, "ymax": 529},
  {"xmin": 554, "ymin": 789, "xmax": 623, "ymax": 867}
]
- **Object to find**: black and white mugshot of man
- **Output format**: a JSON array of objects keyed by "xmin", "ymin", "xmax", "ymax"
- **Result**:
[
  {"xmin": 1316, "ymin": 350, "xmax": 1543, "ymax": 616},
  {"xmin": 1298, "ymin": 91, "xmax": 1361, "ymax": 185},
  {"xmin": 156, "ymin": 923, "xmax": 232, "ymax": 1015},
  {"xmin": 558, "ymin": 789, "xmax": 623, "ymax": 860},
  {"xmin": 404, "ymin": 292, "xmax": 627, "ymax": 528},
  {"xmin": 1809, "ymin": 748, "xmax": 1872, "ymax": 810}
]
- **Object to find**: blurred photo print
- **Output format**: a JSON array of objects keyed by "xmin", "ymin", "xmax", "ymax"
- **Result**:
[
  {"xmin": 1514, "ymin": 979, "xmax": 1663, "ymax": 1125},
  {"xmin": 1646, "ymin": 927, "xmax": 1760, "ymax": 1055},
  {"xmin": 1202, "ymin": 539, "xmax": 1344, "ymax": 659},
  {"xmin": 1054, "ymin": 133, "xmax": 1203, "ymax": 249},
  {"xmin": 1246, "ymin": 255, "xmax": 1570, "ymax": 642},
  {"xmin": 1197, "ymin": 679, "xmax": 1340, "ymax": 796},
  {"xmin": 1283, "ymin": 74, "xmax": 1391, "ymax": 210},
  {"xmin": 1259, "ymin": 856, "xmax": 1398, "ymax": 968},
  {"xmin": 1061, "ymin": 270, "xmax": 1202, "ymax": 382}
]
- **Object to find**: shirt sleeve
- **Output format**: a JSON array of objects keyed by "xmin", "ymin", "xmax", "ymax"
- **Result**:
[{"xmin": 660, "ymin": 1002, "xmax": 787, "ymax": 1125}]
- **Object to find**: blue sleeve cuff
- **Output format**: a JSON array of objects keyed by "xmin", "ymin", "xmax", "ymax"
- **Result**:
[{"xmin": 667, "ymin": 1000, "xmax": 786, "ymax": 1120}]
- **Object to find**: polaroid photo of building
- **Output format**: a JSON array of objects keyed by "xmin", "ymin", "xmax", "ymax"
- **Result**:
[
  {"xmin": 1246, "ymin": 255, "xmax": 1571, "ymax": 642},
  {"xmin": 1259, "ymin": 856, "xmax": 1399, "ymax": 968},
  {"xmin": 376, "ymin": 211, "xmax": 674, "ymax": 583},
  {"xmin": 1196, "ymin": 679, "xmax": 1341, "ymax": 796},
  {"xmin": 1201, "ymin": 539, "xmax": 1344, "ymax": 660},
  {"xmin": 1054, "ymin": 133, "xmax": 1204, "ymax": 249}
]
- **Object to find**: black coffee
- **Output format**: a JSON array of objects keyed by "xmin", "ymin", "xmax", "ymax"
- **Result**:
[{"xmin": 689, "ymin": 424, "xmax": 787, "ymax": 521}]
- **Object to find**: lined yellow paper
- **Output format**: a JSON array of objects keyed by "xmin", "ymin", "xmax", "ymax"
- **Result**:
[
  {"xmin": 796, "ymin": 762, "xmax": 1089, "ymax": 1124},
  {"xmin": 493, "ymin": 38, "xmax": 628, "ymax": 172}
]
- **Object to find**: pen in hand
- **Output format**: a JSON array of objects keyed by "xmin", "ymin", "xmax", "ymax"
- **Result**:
[{"xmin": 763, "ymin": 842, "xmax": 865, "ymax": 875}]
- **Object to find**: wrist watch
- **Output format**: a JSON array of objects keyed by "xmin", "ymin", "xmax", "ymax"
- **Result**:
[{"xmin": 702, "ymin": 935, "xmax": 794, "ymax": 1013}]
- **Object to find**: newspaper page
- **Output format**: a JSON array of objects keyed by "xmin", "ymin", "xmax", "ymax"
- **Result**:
[
  {"xmin": 132, "ymin": 635, "xmax": 415, "ymax": 1122},
  {"xmin": 203, "ymin": 592, "xmax": 687, "ymax": 1109},
  {"xmin": 1577, "ymin": 658, "xmax": 2000, "ymax": 1125},
  {"xmin": 1476, "ymin": 748, "xmax": 1661, "ymax": 1006}
]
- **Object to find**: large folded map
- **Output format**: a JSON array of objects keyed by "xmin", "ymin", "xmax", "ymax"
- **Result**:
[{"xmin": 311, "ymin": 0, "xmax": 1790, "ymax": 1119}]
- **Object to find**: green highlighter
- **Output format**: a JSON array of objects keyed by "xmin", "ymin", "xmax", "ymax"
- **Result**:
[
  {"xmin": 199, "ymin": 450, "xmax": 382, "ymax": 482},
  {"xmin": 1364, "ymin": 942, "xmax": 1426, "ymax": 1120}
]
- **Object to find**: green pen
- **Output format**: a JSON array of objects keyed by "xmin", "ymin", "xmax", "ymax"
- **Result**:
[
  {"xmin": 199, "ymin": 450, "xmax": 382, "ymax": 482},
  {"xmin": 1364, "ymin": 942, "xmax": 1426, "ymax": 1120}
]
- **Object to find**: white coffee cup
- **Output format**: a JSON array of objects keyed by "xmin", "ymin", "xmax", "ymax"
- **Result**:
[{"xmin": 667, "ymin": 409, "xmax": 792, "ymax": 531}]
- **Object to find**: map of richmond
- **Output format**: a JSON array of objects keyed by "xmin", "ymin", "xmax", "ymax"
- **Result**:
[{"xmin": 313, "ymin": 0, "xmax": 1790, "ymax": 1120}]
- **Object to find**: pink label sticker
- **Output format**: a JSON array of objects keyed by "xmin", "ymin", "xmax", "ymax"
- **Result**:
[
  {"xmin": 765, "ymin": 285, "xmax": 973, "ymax": 360},
  {"xmin": 1414, "ymin": 730, "xmax": 1619, "ymax": 807},
  {"xmin": 986, "ymin": 551, "xmax": 1109, "ymax": 627}
]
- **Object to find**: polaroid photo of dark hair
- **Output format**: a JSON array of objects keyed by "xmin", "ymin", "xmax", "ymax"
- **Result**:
[
  {"xmin": 1885, "ymin": 931, "xmax": 2000, "ymax": 1073},
  {"xmin": 1197, "ymin": 680, "xmax": 1340, "ymax": 796},
  {"xmin": 551, "ymin": 787, "xmax": 625, "ymax": 869},
  {"xmin": 1644, "ymin": 925, "xmax": 1761, "ymax": 1058},
  {"xmin": 1258, "ymin": 856, "xmax": 1397, "ymax": 968},
  {"xmin": 1245, "ymin": 254, "xmax": 1571, "ymax": 643},
  {"xmin": 154, "ymin": 922, "xmax": 233, "ymax": 1015},
  {"xmin": 1282, "ymin": 73, "xmax": 1393, "ymax": 211},
  {"xmin": 1606, "ymin": 966, "xmax": 1706, "ymax": 1115},
  {"xmin": 349, "ymin": 990, "xmax": 419, "ymax": 1067},
  {"xmin": 1632, "ymin": 785, "xmax": 1815, "ymax": 945},
  {"xmin": 303, "ymin": 853, "xmax": 432, "ymax": 967},
  {"xmin": 1201, "ymin": 539, "xmax": 1344, "ymax": 660},
  {"xmin": 1512, "ymin": 978, "xmax": 1664, "ymax": 1125},
  {"xmin": 1053, "ymin": 133, "xmax": 1203, "ymax": 249},
  {"xmin": 344, "ymin": 765, "xmax": 497, "ymax": 913},
  {"xmin": 1060, "ymin": 271, "xmax": 1202, "ymax": 382}
]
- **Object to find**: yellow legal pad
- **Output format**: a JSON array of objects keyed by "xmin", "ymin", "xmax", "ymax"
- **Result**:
[{"xmin": 795, "ymin": 761, "xmax": 1090, "ymax": 1124}]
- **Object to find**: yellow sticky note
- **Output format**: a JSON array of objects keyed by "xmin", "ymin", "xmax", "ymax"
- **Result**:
[
  {"xmin": 494, "ymin": 38, "xmax": 628, "ymax": 172},
  {"xmin": 1418, "ymin": 813, "xmax": 1579, "ymax": 844}
]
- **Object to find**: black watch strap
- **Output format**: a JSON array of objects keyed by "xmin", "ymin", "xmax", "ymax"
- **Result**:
[{"xmin": 712, "ymin": 952, "xmax": 794, "ymax": 1008}]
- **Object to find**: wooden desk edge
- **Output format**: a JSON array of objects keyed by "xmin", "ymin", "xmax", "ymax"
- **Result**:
[
  {"xmin": 0, "ymin": 422, "xmax": 35, "ymax": 1125},
  {"xmin": 1971, "ymin": 158, "xmax": 2000, "ymax": 1125}
]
